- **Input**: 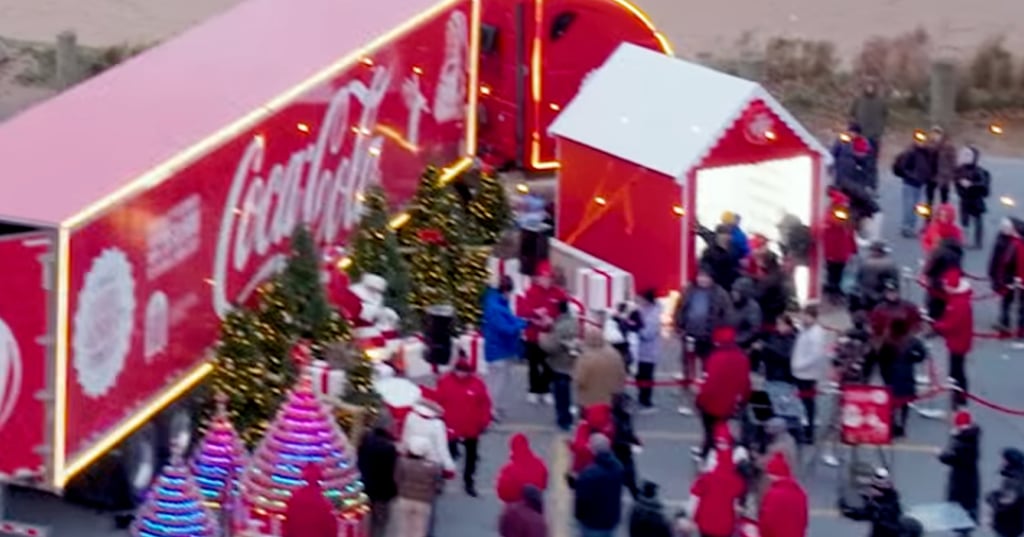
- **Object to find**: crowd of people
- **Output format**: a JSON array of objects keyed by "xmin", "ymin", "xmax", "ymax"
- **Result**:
[{"xmin": 343, "ymin": 82, "xmax": 1024, "ymax": 537}]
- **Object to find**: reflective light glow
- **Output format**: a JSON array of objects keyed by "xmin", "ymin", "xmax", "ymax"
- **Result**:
[
  {"xmin": 388, "ymin": 213, "xmax": 411, "ymax": 230},
  {"xmin": 913, "ymin": 129, "xmax": 927, "ymax": 142},
  {"xmin": 374, "ymin": 124, "xmax": 420, "ymax": 152},
  {"xmin": 337, "ymin": 257, "xmax": 353, "ymax": 270},
  {"xmin": 52, "ymin": 227, "xmax": 71, "ymax": 486},
  {"xmin": 549, "ymin": 103, "xmax": 561, "ymax": 111},
  {"xmin": 672, "ymin": 205, "xmax": 685, "ymax": 216},
  {"xmin": 764, "ymin": 130, "xmax": 777, "ymax": 141},
  {"xmin": 526, "ymin": 0, "xmax": 673, "ymax": 171},
  {"xmin": 437, "ymin": 156, "xmax": 474, "ymax": 185},
  {"xmin": 838, "ymin": 132, "xmax": 852, "ymax": 143},
  {"xmin": 480, "ymin": 85, "xmax": 491, "ymax": 95},
  {"xmin": 516, "ymin": 183, "xmax": 530, "ymax": 194},
  {"xmin": 991, "ymin": 124, "xmax": 1005, "ymax": 135},
  {"xmin": 296, "ymin": 123, "xmax": 311, "ymax": 133},
  {"xmin": 833, "ymin": 208, "xmax": 849, "ymax": 220},
  {"xmin": 63, "ymin": 0, "xmax": 476, "ymax": 229},
  {"xmin": 412, "ymin": 66, "xmax": 424, "ymax": 75},
  {"xmin": 916, "ymin": 203, "xmax": 931, "ymax": 217},
  {"xmin": 1001, "ymin": 195, "xmax": 1015, "ymax": 207},
  {"xmin": 360, "ymin": 57, "xmax": 374, "ymax": 66},
  {"xmin": 594, "ymin": 196, "xmax": 608, "ymax": 206}
]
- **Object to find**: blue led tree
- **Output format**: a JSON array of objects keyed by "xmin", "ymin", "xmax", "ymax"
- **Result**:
[
  {"xmin": 241, "ymin": 357, "xmax": 368, "ymax": 528},
  {"xmin": 130, "ymin": 455, "xmax": 218, "ymax": 537},
  {"xmin": 191, "ymin": 393, "xmax": 248, "ymax": 509}
]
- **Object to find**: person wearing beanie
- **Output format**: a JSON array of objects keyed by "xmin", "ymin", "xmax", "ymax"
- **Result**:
[
  {"xmin": 574, "ymin": 434, "xmax": 625, "ymax": 536},
  {"xmin": 719, "ymin": 211, "xmax": 751, "ymax": 261},
  {"xmin": 695, "ymin": 327, "xmax": 751, "ymax": 457},
  {"xmin": 394, "ymin": 436, "xmax": 443, "ymax": 537},
  {"xmin": 629, "ymin": 481, "xmax": 673, "ymax": 537},
  {"xmin": 499, "ymin": 484, "xmax": 548, "ymax": 537},
  {"xmin": 435, "ymin": 353, "xmax": 493, "ymax": 496},
  {"xmin": 700, "ymin": 224, "xmax": 742, "ymax": 292},
  {"xmin": 986, "ymin": 448, "xmax": 1024, "ymax": 537},
  {"xmin": 932, "ymin": 269, "xmax": 974, "ymax": 409},
  {"xmin": 758, "ymin": 453, "xmax": 809, "ymax": 537},
  {"xmin": 521, "ymin": 260, "xmax": 568, "ymax": 404},
  {"xmin": 939, "ymin": 409, "xmax": 981, "ymax": 531},
  {"xmin": 358, "ymin": 413, "xmax": 399, "ymax": 537}
]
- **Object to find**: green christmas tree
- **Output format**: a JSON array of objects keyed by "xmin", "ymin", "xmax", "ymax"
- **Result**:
[
  {"xmin": 451, "ymin": 245, "xmax": 491, "ymax": 327},
  {"xmin": 408, "ymin": 230, "xmax": 455, "ymax": 321},
  {"xmin": 467, "ymin": 170, "xmax": 513, "ymax": 245},
  {"xmin": 348, "ymin": 186, "xmax": 413, "ymax": 332}
]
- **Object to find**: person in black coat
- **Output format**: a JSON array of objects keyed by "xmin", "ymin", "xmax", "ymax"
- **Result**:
[
  {"xmin": 987, "ymin": 448, "xmax": 1024, "ymax": 537},
  {"xmin": 611, "ymin": 392, "xmax": 641, "ymax": 499},
  {"xmin": 954, "ymin": 145, "xmax": 991, "ymax": 249},
  {"xmin": 751, "ymin": 314, "xmax": 796, "ymax": 381},
  {"xmin": 574, "ymin": 435, "xmax": 625, "ymax": 534},
  {"xmin": 923, "ymin": 237, "xmax": 964, "ymax": 320},
  {"xmin": 629, "ymin": 481, "xmax": 673, "ymax": 537},
  {"xmin": 988, "ymin": 218, "xmax": 1024, "ymax": 337},
  {"xmin": 878, "ymin": 319, "xmax": 927, "ymax": 438},
  {"xmin": 939, "ymin": 410, "xmax": 981, "ymax": 529},
  {"xmin": 844, "ymin": 468, "xmax": 904, "ymax": 537},
  {"xmin": 700, "ymin": 225, "xmax": 741, "ymax": 292},
  {"xmin": 893, "ymin": 136, "xmax": 936, "ymax": 237},
  {"xmin": 754, "ymin": 252, "xmax": 791, "ymax": 326},
  {"xmin": 358, "ymin": 419, "xmax": 399, "ymax": 537}
]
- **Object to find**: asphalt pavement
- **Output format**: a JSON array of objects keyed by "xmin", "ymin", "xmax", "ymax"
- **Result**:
[{"xmin": 9, "ymin": 157, "xmax": 1024, "ymax": 536}]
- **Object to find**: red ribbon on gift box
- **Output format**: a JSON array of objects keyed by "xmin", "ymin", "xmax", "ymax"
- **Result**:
[
  {"xmin": 460, "ymin": 332, "xmax": 484, "ymax": 370},
  {"xmin": 582, "ymin": 267, "xmax": 615, "ymax": 310}
]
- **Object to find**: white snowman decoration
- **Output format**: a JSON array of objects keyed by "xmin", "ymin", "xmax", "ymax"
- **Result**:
[{"xmin": 349, "ymin": 274, "xmax": 401, "ymax": 362}]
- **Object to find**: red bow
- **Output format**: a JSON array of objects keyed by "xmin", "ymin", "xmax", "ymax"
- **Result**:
[{"xmin": 418, "ymin": 228, "xmax": 446, "ymax": 245}]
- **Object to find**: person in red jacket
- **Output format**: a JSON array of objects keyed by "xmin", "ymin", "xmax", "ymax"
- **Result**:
[
  {"xmin": 520, "ymin": 261, "xmax": 569, "ymax": 404},
  {"xmin": 933, "ymin": 269, "xmax": 974, "ymax": 409},
  {"xmin": 283, "ymin": 463, "xmax": 339, "ymax": 537},
  {"xmin": 436, "ymin": 356, "xmax": 492, "ymax": 496},
  {"xmin": 758, "ymin": 452, "xmax": 809, "ymax": 537},
  {"xmin": 922, "ymin": 203, "xmax": 965, "ymax": 254},
  {"xmin": 823, "ymin": 188, "xmax": 858, "ymax": 303},
  {"xmin": 496, "ymin": 433, "xmax": 549, "ymax": 503},
  {"xmin": 696, "ymin": 327, "xmax": 752, "ymax": 457},
  {"xmin": 691, "ymin": 443, "xmax": 745, "ymax": 537},
  {"xmin": 568, "ymin": 404, "xmax": 615, "ymax": 478}
]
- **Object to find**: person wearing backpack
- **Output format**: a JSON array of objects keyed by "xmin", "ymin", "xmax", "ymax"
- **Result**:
[{"xmin": 955, "ymin": 145, "xmax": 991, "ymax": 249}]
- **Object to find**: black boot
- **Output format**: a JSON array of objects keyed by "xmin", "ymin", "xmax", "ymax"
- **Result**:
[{"xmin": 464, "ymin": 481, "xmax": 478, "ymax": 497}]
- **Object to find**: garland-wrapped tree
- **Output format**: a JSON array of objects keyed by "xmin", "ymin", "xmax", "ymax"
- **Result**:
[
  {"xmin": 347, "ymin": 186, "xmax": 413, "ymax": 332},
  {"xmin": 408, "ymin": 228, "xmax": 456, "ymax": 318},
  {"xmin": 467, "ymin": 170, "xmax": 513, "ymax": 244}
]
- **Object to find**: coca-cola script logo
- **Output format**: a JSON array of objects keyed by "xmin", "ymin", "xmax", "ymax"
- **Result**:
[
  {"xmin": 212, "ymin": 67, "xmax": 393, "ymax": 317},
  {"xmin": 743, "ymin": 111, "xmax": 776, "ymax": 145},
  {"xmin": 0, "ymin": 316, "xmax": 22, "ymax": 431}
]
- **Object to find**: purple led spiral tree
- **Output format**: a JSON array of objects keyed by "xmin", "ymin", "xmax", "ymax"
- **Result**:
[
  {"xmin": 241, "ymin": 346, "xmax": 367, "ymax": 529},
  {"xmin": 192, "ymin": 393, "xmax": 248, "ymax": 509},
  {"xmin": 130, "ymin": 454, "xmax": 218, "ymax": 537}
]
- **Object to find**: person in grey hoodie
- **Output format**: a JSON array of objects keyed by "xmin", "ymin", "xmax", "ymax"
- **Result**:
[
  {"xmin": 727, "ymin": 277, "xmax": 763, "ymax": 353},
  {"xmin": 635, "ymin": 289, "xmax": 663, "ymax": 412}
]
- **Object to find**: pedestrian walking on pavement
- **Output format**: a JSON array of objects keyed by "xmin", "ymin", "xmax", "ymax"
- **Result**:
[
  {"xmin": 758, "ymin": 452, "xmax": 809, "ymax": 537},
  {"xmin": 499, "ymin": 484, "xmax": 549, "ymax": 537},
  {"xmin": 497, "ymin": 433, "xmax": 549, "ymax": 504},
  {"xmin": 574, "ymin": 326, "xmax": 627, "ymax": 409},
  {"xmin": 358, "ymin": 415, "xmax": 399, "ymax": 537},
  {"xmin": 691, "ymin": 438, "xmax": 746, "ymax": 537},
  {"xmin": 939, "ymin": 409, "xmax": 980, "ymax": 533},
  {"xmin": 932, "ymin": 269, "xmax": 974, "ymax": 409},
  {"xmin": 394, "ymin": 436, "xmax": 443, "ymax": 537},
  {"xmin": 696, "ymin": 327, "xmax": 751, "ymax": 457},
  {"xmin": 482, "ymin": 276, "xmax": 528, "ymax": 421},
  {"xmin": 436, "ymin": 356, "xmax": 492, "ymax": 496},
  {"xmin": 574, "ymin": 434, "xmax": 625, "ymax": 537},
  {"xmin": 986, "ymin": 448, "xmax": 1024, "ymax": 537},
  {"xmin": 543, "ymin": 299, "xmax": 581, "ymax": 431},
  {"xmin": 634, "ymin": 289, "xmax": 664, "ymax": 411},
  {"xmin": 893, "ymin": 132, "xmax": 935, "ymax": 237}
]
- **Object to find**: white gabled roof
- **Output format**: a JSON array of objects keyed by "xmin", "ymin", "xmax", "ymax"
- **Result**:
[{"xmin": 548, "ymin": 43, "xmax": 831, "ymax": 181}]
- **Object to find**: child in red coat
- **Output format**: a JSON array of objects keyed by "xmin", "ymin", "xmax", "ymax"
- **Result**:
[
  {"xmin": 696, "ymin": 327, "xmax": 752, "ymax": 457},
  {"xmin": 568, "ymin": 404, "xmax": 615, "ymax": 480},
  {"xmin": 823, "ymin": 188, "xmax": 858, "ymax": 302},
  {"xmin": 933, "ymin": 269, "xmax": 974, "ymax": 408},
  {"xmin": 436, "ymin": 357, "xmax": 493, "ymax": 496},
  {"xmin": 691, "ymin": 444, "xmax": 746, "ymax": 537},
  {"xmin": 758, "ymin": 453, "xmax": 809, "ymax": 537},
  {"xmin": 496, "ymin": 433, "xmax": 549, "ymax": 503}
]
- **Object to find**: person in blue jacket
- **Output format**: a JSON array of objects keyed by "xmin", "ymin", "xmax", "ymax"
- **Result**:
[
  {"xmin": 721, "ymin": 211, "xmax": 750, "ymax": 261},
  {"xmin": 482, "ymin": 275, "xmax": 527, "ymax": 421}
]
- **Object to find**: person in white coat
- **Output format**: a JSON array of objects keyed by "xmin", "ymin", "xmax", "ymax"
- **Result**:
[
  {"xmin": 790, "ymin": 304, "xmax": 829, "ymax": 445},
  {"xmin": 401, "ymin": 399, "xmax": 456, "ymax": 475}
]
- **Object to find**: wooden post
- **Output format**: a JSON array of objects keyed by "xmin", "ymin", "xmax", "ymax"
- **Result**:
[
  {"xmin": 929, "ymin": 59, "xmax": 957, "ymax": 129},
  {"xmin": 55, "ymin": 30, "xmax": 82, "ymax": 89}
]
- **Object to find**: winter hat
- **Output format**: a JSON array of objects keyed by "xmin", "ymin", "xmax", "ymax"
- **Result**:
[
  {"xmin": 765, "ymin": 452, "xmax": 791, "ymax": 478},
  {"xmin": 454, "ymin": 354, "xmax": 475, "ymax": 372},
  {"xmin": 953, "ymin": 409, "xmax": 972, "ymax": 429},
  {"xmin": 640, "ymin": 481, "xmax": 659, "ymax": 499},
  {"xmin": 407, "ymin": 435, "xmax": 431, "ymax": 457},
  {"xmin": 588, "ymin": 432, "xmax": 611, "ymax": 454},
  {"xmin": 713, "ymin": 422, "xmax": 733, "ymax": 447},
  {"xmin": 958, "ymin": 146, "xmax": 977, "ymax": 167},
  {"xmin": 535, "ymin": 260, "xmax": 553, "ymax": 278},
  {"xmin": 749, "ymin": 233, "xmax": 768, "ymax": 251},
  {"xmin": 712, "ymin": 325, "xmax": 737, "ymax": 344},
  {"xmin": 721, "ymin": 211, "xmax": 737, "ymax": 225},
  {"xmin": 942, "ymin": 269, "xmax": 964, "ymax": 291},
  {"xmin": 852, "ymin": 136, "xmax": 871, "ymax": 156}
]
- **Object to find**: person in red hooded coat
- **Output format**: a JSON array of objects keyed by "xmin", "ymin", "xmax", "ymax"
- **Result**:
[
  {"xmin": 933, "ymin": 269, "xmax": 974, "ymax": 408},
  {"xmin": 823, "ymin": 188, "xmax": 858, "ymax": 302},
  {"xmin": 520, "ymin": 261, "xmax": 568, "ymax": 403},
  {"xmin": 283, "ymin": 463, "xmax": 339, "ymax": 537},
  {"xmin": 691, "ymin": 444, "xmax": 746, "ymax": 537},
  {"xmin": 568, "ymin": 404, "xmax": 615, "ymax": 478},
  {"xmin": 497, "ymin": 433, "xmax": 549, "ymax": 503},
  {"xmin": 436, "ymin": 356, "xmax": 492, "ymax": 496},
  {"xmin": 922, "ymin": 203, "xmax": 965, "ymax": 254},
  {"xmin": 696, "ymin": 327, "xmax": 751, "ymax": 457},
  {"xmin": 758, "ymin": 452, "xmax": 809, "ymax": 537}
]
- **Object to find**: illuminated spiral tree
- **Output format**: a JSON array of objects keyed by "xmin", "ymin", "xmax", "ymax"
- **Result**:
[
  {"xmin": 191, "ymin": 393, "xmax": 248, "ymax": 509},
  {"xmin": 130, "ymin": 457, "xmax": 218, "ymax": 537},
  {"xmin": 241, "ymin": 364, "xmax": 368, "ymax": 525}
]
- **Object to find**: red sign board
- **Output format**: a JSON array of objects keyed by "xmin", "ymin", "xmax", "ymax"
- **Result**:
[
  {"xmin": 840, "ymin": 384, "xmax": 893, "ymax": 445},
  {"xmin": 0, "ymin": 232, "xmax": 52, "ymax": 477},
  {"xmin": 63, "ymin": 1, "xmax": 474, "ymax": 460}
]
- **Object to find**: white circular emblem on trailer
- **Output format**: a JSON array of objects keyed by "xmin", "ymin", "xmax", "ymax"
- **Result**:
[
  {"xmin": 73, "ymin": 248, "xmax": 136, "ymax": 398},
  {"xmin": 0, "ymin": 317, "xmax": 23, "ymax": 431}
]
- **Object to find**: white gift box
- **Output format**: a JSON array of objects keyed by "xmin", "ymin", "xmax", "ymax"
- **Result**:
[
  {"xmin": 309, "ymin": 359, "xmax": 346, "ymax": 400},
  {"xmin": 399, "ymin": 337, "xmax": 432, "ymax": 379},
  {"xmin": 452, "ymin": 331, "xmax": 487, "ymax": 374},
  {"xmin": 487, "ymin": 256, "xmax": 529, "ymax": 292},
  {"xmin": 576, "ymin": 266, "xmax": 633, "ymax": 312}
]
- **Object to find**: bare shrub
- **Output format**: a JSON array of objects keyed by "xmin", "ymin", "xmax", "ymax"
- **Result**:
[
  {"xmin": 853, "ymin": 28, "xmax": 931, "ymax": 97},
  {"xmin": 762, "ymin": 37, "xmax": 837, "ymax": 84},
  {"xmin": 968, "ymin": 37, "xmax": 1014, "ymax": 91}
]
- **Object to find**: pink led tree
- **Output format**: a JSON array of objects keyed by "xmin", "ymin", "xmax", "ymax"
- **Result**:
[
  {"xmin": 192, "ymin": 393, "xmax": 248, "ymax": 509},
  {"xmin": 130, "ymin": 454, "xmax": 218, "ymax": 537},
  {"xmin": 241, "ymin": 343, "xmax": 368, "ymax": 533}
]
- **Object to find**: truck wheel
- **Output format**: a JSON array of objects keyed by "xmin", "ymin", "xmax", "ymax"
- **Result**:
[{"xmin": 124, "ymin": 422, "xmax": 159, "ymax": 502}]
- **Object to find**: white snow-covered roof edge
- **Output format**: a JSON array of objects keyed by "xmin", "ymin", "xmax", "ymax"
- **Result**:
[{"xmin": 752, "ymin": 86, "xmax": 834, "ymax": 166}]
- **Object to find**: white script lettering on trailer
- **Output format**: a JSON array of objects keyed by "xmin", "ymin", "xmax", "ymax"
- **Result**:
[
  {"xmin": 0, "ymin": 317, "xmax": 22, "ymax": 432},
  {"xmin": 212, "ymin": 66, "xmax": 392, "ymax": 317}
]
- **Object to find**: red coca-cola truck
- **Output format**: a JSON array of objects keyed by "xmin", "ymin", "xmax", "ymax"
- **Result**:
[{"xmin": 0, "ymin": 0, "xmax": 670, "ymax": 511}]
